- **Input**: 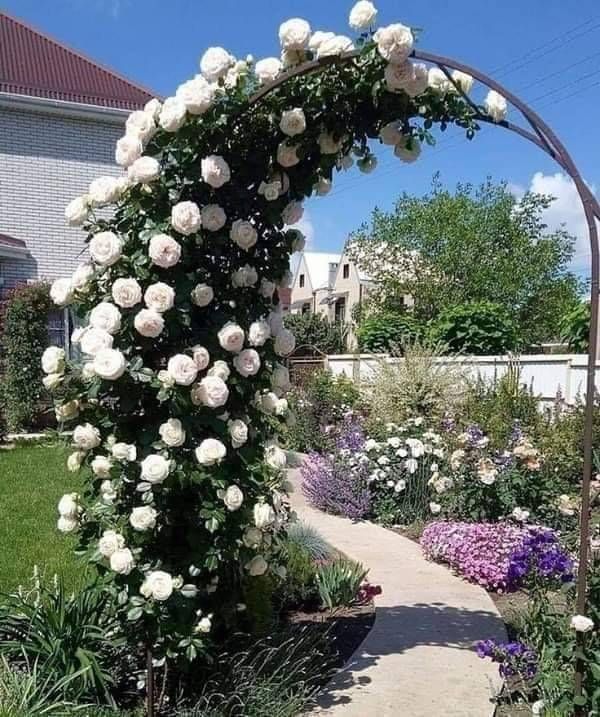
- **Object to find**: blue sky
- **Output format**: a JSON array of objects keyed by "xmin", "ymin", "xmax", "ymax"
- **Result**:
[{"xmin": 4, "ymin": 0, "xmax": 600, "ymax": 275}]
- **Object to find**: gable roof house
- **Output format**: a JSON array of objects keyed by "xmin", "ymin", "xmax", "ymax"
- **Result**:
[{"xmin": 0, "ymin": 11, "xmax": 155, "ymax": 345}]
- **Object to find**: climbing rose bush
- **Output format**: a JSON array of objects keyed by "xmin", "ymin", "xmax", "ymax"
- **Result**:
[{"xmin": 41, "ymin": 1, "xmax": 505, "ymax": 665}]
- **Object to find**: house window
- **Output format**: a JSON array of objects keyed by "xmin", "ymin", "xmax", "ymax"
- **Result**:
[
  {"xmin": 302, "ymin": 302, "xmax": 311, "ymax": 314},
  {"xmin": 342, "ymin": 263, "xmax": 350, "ymax": 279},
  {"xmin": 299, "ymin": 273, "xmax": 305, "ymax": 288},
  {"xmin": 335, "ymin": 297, "xmax": 346, "ymax": 323}
]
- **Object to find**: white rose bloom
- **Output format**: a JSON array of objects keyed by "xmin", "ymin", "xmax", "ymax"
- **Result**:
[
  {"xmin": 158, "ymin": 96, "xmax": 187, "ymax": 132},
  {"xmin": 110, "ymin": 548, "xmax": 135, "ymax": 575},
  {"xmin": 258, "ymin": 180, "xmax": 281, "ymax": 201},
  {"xmin": 140, "ymin": 570, "xmax": 174, "ymax": 601},
  {"xmin": 253, "ymin": 501, "xmax": 275, "ymax": 528},
  {"xmin": 128, "ymin": 156, "xmax": 160, "ymax": 184},
  {"xmin": 100, "ymin": 480, "xmax": 117, "ymax": 505},
  {"xmin": 259, "ymin": 278, "xmax": 276, "ymax": 298},
  {"xmin": 144, "ymin": 98, "xmax": 162, "ymax": 120},
  {"xmin": 228, "ymin": 419, "xmax": 248, "ymax": 448},
  {"xmin": 404, "ymin": 62, "xmax": 429, "ymax": 97},
  {"xmin": 279, "ymin": 18, "xmax": 311, "ymax": 50},
  {"xmin": 271, "ymin": 364, "xmax": 291, "ymax": 394},
  {"xmin": 276, "ymin": 142, "xmax": 300, "ymax": 168},
  {"xmin": 218, "ymin": 322, "xmax": 245, "ymax": 352},
  {"xmin": 201, "ymin": 204, "xmax": 227, "ymax": 231},
  {"xmin": 89, "ymin": 231, "xmax": 123, "ymax": 267},
  {"xmin": 200, "ymin": 46, "xmax": 234, "ymax": 81},
  {"xmin": 130, "ymin": 506, "xmax": 158, "ymax": 531},
  {"xmin": 126, "ymin": 109, "xmax": 156, "ymax": 142},
  {"xmin": 67, "ymin": 451, "xmax": 85, "ymax": 472},
  {"xmin": 275, "ymin": 398, "xmax": 288, "ymax": 416},
  {"xmin": 99, "ymin": 530, "xmax": 125, "ymax": 558},
  {"xmin": 259, "ymin": 391, "xmax": 279, "ymax": 415},
  {"xmin": 176, "ymin": 75, "xmax": 215, "ymax": 115},
  {"xmin": 144, "ymin": 282, "xmax": 175, "ymax": 313},
  {"xmin": 73, "ymin": 423, "xmax": 101, "ymax": 450},
  {"xmin": 115, "ymin": 134, "xmax": 143, "ymax": 167},
  {"xmin": 192, "ymin": 375, "xmax": 229, "ymax": 408},
  {"xmin": 80, "ymin": 327, "xmax": 113, "ymax": 356},
  {"xmin": 394, "ymin": 135, "xmax": 421, "ymax": 163},
  {"xmin": 274, "ymin": 328, "xmax": 295, "ymax": 356},
  {"xmin": 428, "ymin": 67, "xmax": 451, "ymax": 94},
  {"xmin": 58, "ymin": 492, "xmax": 79, "ymax": 517},
  {"xmin": 309, "ymin": 31, "xmax": 335, "ymax": 52},
  {"xmin": 484, "ymin": 90, "xmax": 508, "ymax": 122},
  {"xmin": 265, "ymin": 444, "xmax": 287, "ymax": 471},
  {"xmin": 111, "ymin": 278, "xmax": 142, "ymax": 308},
  {"xmin": 65, "ymin": 195, "xmax": 89, "ymax": 226},
  {"xmin": 90, "ymin": 302, "xmax": 121, "ymax": 335},
  {"xmin": 339, "ymin": 153, "xmax": 354, "ymax": 171},
  {"xmin": 248, "ymin": 320, "xmax": 271, "ymax": 347},
  {"xmin": 42, "ymin": 346, "xmax": 65, "ymax": 374},
  {"xmin": 429, "ymin": 501, "xmax": 442, "ymax": 515},
  {"xmin": 349, "ymin": 0, "xmax": 377, "ymax": 30},
  {"xmin": 207, "ymin": 360, "xmax": 230, "ymax": 381},
  {"xmin": 167, "ymin": 354, "xmax": 198, "ymax": 386},
  {"xmin": 191, "ymin": 283, "xmax": 214, "ymax": 307},
  {"xmin": 280, "ymin": 108, "xmax": 306, "ymax": 137},
  {"xmin": 281, "ymin": 201, "xmax": 303, "ymax": 225},
  {"xmin": 570, "ymin": 614, "xmax": 594, "ymax": 633},
  {"xmin": 531, "ymin": 701, "xmax": 545, "ymax": 716},
  {"xmin": 149, "ymin": 233, "xmax": 181, "ymax": 269},
  {"xmin": 112, "ymin": 442, "xmax": 136, "ymax": 461},
  {"xmin": 230, "ymin": 220, "xmax": 258, "ymax": 251},
  {"xmin": 55, "ymin": 399, "xmax": 79, "ymax": 422},
  {"xmin": 71, "ymin": 263, "xmax": 94, "ymax": 290},
  {"xmin": 191, "ymin": 345, "xmax": 210, "ymax": 371},
  {"xmin": 201, "ymin": 155, "xmax": 231, "ymax": 188},
  {"xmin": 196, "ymin": 616, "xmax": 212, "ymax": 633},
  {"xmin": 233, "ymin": 348, "xmax": 261, "ymax": 377},
  {"xmin": 159, "ymin": 417, "xmax": 186, "ymax": 447},
  {"xmin": 82, "ymin": 362, "xmax": 96, "ymax": 379},
  {"xmin": 243, "ymin": 526, "xmax": 262, "ymax": 548},
  {"xmin": 43, "ymin": 372, "xmax": 63, "ymax": 390},
  {"xmin": 511, "ymin": 507, "xmax": 530, "ymax": 522},
  {"xmin": 255, "ymin": 57, "xmax": 282, "ymax": 84},
  {"xmin": 171, "ymin": 201, "xmax": 202, "ymax": 236},
  {"xmin": 223, "ymin": 484, "xmax": 244, "ymax": 511},
  {"xmin": 140, "ymin": 454, "xmax": 171, "ymax": 484},
  {"xmin": 379, "ymin": 120, "xmax": 403, "ymax": 146},
  {"xmin": 451, "ymin": 70, "xmax": 474, "ymax": 93},
  {"xmin": 195, "ymin": 438, "xmax": 226, "ymax": 466},
  {"xmin": 57, "ymin": 516, "xmax": 79, "ymax": 533},
  {"xmin": 384, "ymin": 60, "xmax": 414, "ymax": 92},
  {"xmin": 246, "ymin": 555, "xmax": 268, "ymax": 576},
  {"xmin": 88, "ymin": 176, "xmax": 122, "ymax": 207},
  {"xmin": 231, "ymin": 264, "xmax": 258, "ymax": 288},
  {"xmin": 374, "ymin": 23, "xmax": 413, "ymax": 64},
  {"xmin": 91, "ymin": 455, "xmax": 112, "ymax": 477},
  {"xmin": 50, "ymin": 278, "xmax": 73, "ymax": 307},
  {"xmin": 318, "ymin": 132, "xmax": 344, "ymax": 155},
  {"xmin": 93, "ymin": 348, "xmax": 126, "ymax": 381},
  {"xmin": 316, "ymin": 35, "xmax": 354, "ymax": 58}
]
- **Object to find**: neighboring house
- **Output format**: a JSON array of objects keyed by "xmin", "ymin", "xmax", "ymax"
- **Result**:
[{"xmin": 0, "ymin": 11, "xmax": 154, "ymax": 345}]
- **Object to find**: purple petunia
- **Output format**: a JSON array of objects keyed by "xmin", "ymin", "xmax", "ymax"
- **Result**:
[{"xmin": 476, "ymin": 638, "xmax": 538, "ymax": 679}]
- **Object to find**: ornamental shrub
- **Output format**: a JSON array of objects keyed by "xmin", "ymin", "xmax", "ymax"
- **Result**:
[
  {"xmin": 558, "ymin": 300, "xmax": 589, "ymax": 352},
  {"xmin": 284, "ymin": 312, "xmax": 346, "ymax": 355},
  {"xmin": 356, "ymin": 310, "xmax": 424, "ymax": 352},
  {"xmin": 0, "ymin": 282, "xmax": 52, "ymax": 431}
]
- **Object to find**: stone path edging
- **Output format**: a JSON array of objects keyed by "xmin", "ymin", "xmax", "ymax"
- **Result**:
[{"xmin": 288, "ymin": 466, "xmax": 506, "ymax": 717}]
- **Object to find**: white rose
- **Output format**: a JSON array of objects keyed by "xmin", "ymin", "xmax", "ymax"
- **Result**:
[
  {"xmin": 130, "ymin": 506, "xmax": 158, "ymax": 531},
  {"xmin": 223, "ymin": 485, "xmax": 244, "ymax": 511},
  {"xmin": 159, "ymin": 418, "xmax": 186, "ymax": 447},
  {"xmin": 167, "ymin": 354, "xmax": 198, "ymax": 386},
  {"xmin": 111, "ymin": 278, "xmax": 142, "ymax": 308},
  {"xmin": 67, "ymin": 451, "xmax": 85, "ymax": 472},
  {"xmin": 158, "ymin": 96, "xmax": 187, "ymax": 132},
  {"xmin": 99, "ymin": 530, "xmax": 125, "ymax": 558},
  {"xmin": 255, "ymin": 57, "xmax": 282, "ymax": 83},
  {"xmin": 144, "ymin": 98, "xmax": 162, "ymax": 120},
  {"xmin": 82, "ymin": 362, "xmax": 96, "ymax": 379},
  {"xmin": 176, "ymin": 75, "xmax": 215, "ymax": 115},
  {"xmin": 231, "ymin": 265, "xmax": 258, "ymax": 288},
  {"xmin": 91, "ymin": 455, "xmax": 112, "ymax": 477},
  {"xmin": 200, "ymin": 47, "xmax": 234, "ymax": 81},
  {"xmin": 428, "ymin": 67, "xmax": 450, "ymax": 94},
  {"xmin": 318, "ymin": 131, "xmax": 344, "ymax": 155},
  {"xmin": 246, "ymin": 555, "xmax": 268, "ymax": 576},
  {"xmin": 271, "ymin": 364, "xmax": 291, "ymax": 394},
  {"xmin": 570, "ymin": 615, "xmax": 594, "ymax": 633},
  {"xmin": 349, "ymin": 0, "xmax": 377, "ymax": 30},
  {"xmin": 201, "ymin": 204, "xmax": 227, "ymax": 231},
  {"xmin": 281, "ymin": 201, "xmax": 303, "ymax": 226},
  {"xmin": 126, "ymin": 109, "xmax": 156, "ymax": 141},
  {"xmin": 274, "ymin": 328, "xmax": 295, "ymax": 356},
  {"xmin": 80, "ymin": 327, "xmax": 113, "ymax": 356},
  {"xmin": 171, "ymin": 201, "xmax": 202, "ymax": 235},
  {"xmin": 201, "ymin": 155, "xmax": 231, "ymax": 189},
  {"xmin": 279, "ymin": 18, "xmax": 311, "ymax": 50},
  {"xmin": 451, "ymin": 70, "xmax": 474, "ymax": 93},
  {"xmin": 374, "ymin": 23, "xmax": 413, "ymax": 64},
  {"xmin": 93, "ymin": 348, "xmax": 126, "ymax": 381},
  {"xmin": 42, "ymin": 346, "xmax": 65, "ymax": 374},
  {"xmin": 277, "ymin": 141, "xmax": 300, "ymax": 168},
  {"xmin": 243, "ymin": 526, "xmax": 262, "ymax": 548},
  {"xmin": 191, "ymin": 283, "xmax": 214, "ymax": 307},
  {"xmin": 265, "ymin": 444, "xmax": 287, "ymax": 471},
  {"xmin": 280, "ymin": 108, "xmax": 306, "ymax": 137},
  {"xmin": 253, "ymin": 502, "xmax": 275, "ymax": 528},
  {"xmin": 196, "ymin": 616, "xmax": 212, "ymax": 633},
  {"xmin": 55, "ymin": 399, "xmax": 79, "ymax": 422},
  {"xmin": 110, "ymin": 548, "xmax": 135, "ymax": 575},
  {"xmin": 58, "ymin": 492, "xmax": 79, "ymax": 517},
  {"xmin": 88, "ymin": 176, "xmax": 122, "ymax": 207},
  {"xmin": 195, "ymin": 438, "xmax": 226, "ymax": 466},
  {"xmin": 484, "ymin": 90, "xmax": 508, "ymax": 123},
  {"xmin": 90, "ymin": 302, "xmax": 121, "ymax": 334},
  {"xmin": 379, "ymin": 120, "xmax": 403, "ymax": 146},
  {"xmin": 144, "ymin": 282, "xmax": 175, "ymax": 313},
  {"xmin": 233, "ymin": 348, "xmax": 260, "ymax": 377},
  {"xmin": 158, "ymin": 370, "xmax": 175, "ymax": 387},
  {"xmin": 43, "ymin": 372, "xmax": 63, "ymax": 390},
  {"xmin": 192, "ymin": 375, "xmax": 229, "ymax": 408},
  {"xmin": 190, "ymin": 345, "xmax": 210, "ymax": 371},
  {"xmin": 230, "ymin": 220, "xmax": 258, "ymax": 251},
  {"xmin": 259, "ymin": 391, "xmax": 279, "ymax": 415},
  {"xmin": 207, "ymin": 361, "xmax": 230, "ymax": 381},
  {"xmin": 228, "ymin": 419, "xmax": 248, "ymax": 448},
  {"xmin": 275, "ymin": 398, "xmax": 288, "ymax": 416},
  {"xmin": 394, "ymin": 135, "xmax": 421, "ymax": 163},
  {"xmin": 316, "ymin": 35, "xmax": 354, "ymax": 58},
  {"xmin": 100, "ymin": 479, "xmax": 117, "ymax": 504},
  {"xmin": 73, "ymin": 423, "xmax": 101, "ymax": 450},
  {"xmin": 218, "ymin": 322, "xmax": 245, "ymax": 352},
  {"xmin": 89, "ymin": 231, "xmax": 123, "ymax": 267},
  {"xmin": 149, "ymin": 234, "xmax": 181, "ymax": 269},
  {"xmin": 140, "ymin": 570, "xmax": 174, "ymax": 601},
  {"xmin": 112, "ymin": 442, "xmax": 136, "ymax": 461},
  {"xmin": 258, "ymin": 180, "xmax": 281, "ymax": 201},
  {"xmin": 384, "ymin": 60, "xmax": 414, "ymax": 92},
  {"xmin": 405, "ymin": 62, "xmax": 428, "ymax": 97},
  {"xmin": 429, "ymin": 501, "xmax": 442, "ymax": 515},
  {"xmin": 128, "ymin": 156, "xmax": 160, "ymax": 184},
  {"xmin": 140, "ymin": 454, "xmax": 171, "ymax": 484},
  {"xmin": 248, "ymin": 320, "xmax": 270, "ymax": 347},
  {"xmin": 57, "ymin": 516, "xmax": 79, "ymax": 533},
  {"xmin": 72, "ymin": 263, "xmax": 94, "ymax": 290},
  {"xmin": 309, "ymin": 31, "xmax": 335, "ymax": 52},
  {"xmin": 64, "ymin": 195, "xmax": 89, "ymax": 226},
  {"xmin": 115, "ymin": 134, "xmax": 143, "ymax": 167},
  {"xmin": 50, "ymin": 278, "xmax": 73, "ymax": 307},
  {"xmin": 259, "ymin": 279, "xmax": 276, "ymax": 299}
]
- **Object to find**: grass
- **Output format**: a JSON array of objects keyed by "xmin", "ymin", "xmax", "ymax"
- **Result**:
[{"xmin": 0, "ymin": 441, "xmax": 84, "ymax": 591}]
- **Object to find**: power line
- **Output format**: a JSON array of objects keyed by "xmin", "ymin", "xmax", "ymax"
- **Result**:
[
  {"xmin": 514, "ymin": 48, "xmax": 600, "ymax": 93},
  {"xmin": 529, "ymin": 67, "xmax": 600, "ymax": 103}
]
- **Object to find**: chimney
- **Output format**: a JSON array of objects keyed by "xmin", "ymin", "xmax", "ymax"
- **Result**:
[{"xmin": 328, "ymin": 262, "xmax": 338, "ymax": 288}]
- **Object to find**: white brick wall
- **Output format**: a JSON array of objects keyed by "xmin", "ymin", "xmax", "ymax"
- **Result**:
[{"xmin": 0, "ymin": 105, "xmax": 124, "ymax": 289}]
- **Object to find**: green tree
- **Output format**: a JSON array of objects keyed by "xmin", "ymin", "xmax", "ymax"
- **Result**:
[
  {"xmin": 350, "ymin": 176, "xmax": 582, "ymax": 347},
  {"xmin": 284, "ymin": 313, "xmax": 346, "ymax": 355},
  {"xmin": 559, "ymin": 300, "xmax": 589, "ymax": 352}
]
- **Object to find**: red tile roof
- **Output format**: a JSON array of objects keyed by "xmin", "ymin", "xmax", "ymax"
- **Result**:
[{"xmin": 0, "ymin": 11, "xmax": 155, "ymax": 111}]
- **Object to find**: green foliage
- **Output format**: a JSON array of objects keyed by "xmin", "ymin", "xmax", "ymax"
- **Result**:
[
  {"xmin": 242, "ymin": 575, "xmax": 278, "ymax": 636},
  {"xmin": 429, "ymin": 301, "xmax": 519, "ymax": 355},
  {"xmin": 0, "ymin": 283, "xmax": 52, "ymax": 431},
  {"xmin": 285, "ymin": 522, "xmax": 331, "ymax": 562},
  {"xmin": 278, "ymin": 542, "xmax": 319, "ymax": 608},
  {"xmin": 558, "ymin": 301, "xmax": 590, "ymax": 352},
  {"xmin": 356, "ymin": 310, "xmax": 424, "ymax": 352},
  {"xmin": 284, "ymin": 312, "xmax": 346, "ymax": 355},
  {"xmin": 315, "ymin": 558, "xmax": 368, "ymax": 611}
]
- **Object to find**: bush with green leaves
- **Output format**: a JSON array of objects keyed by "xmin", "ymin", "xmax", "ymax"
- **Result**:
[
  {"xmin": 283, "ymin": 313, "xmax": 346, "ymax": 356},
  {"xmin": 0, "ymin": 283, "xmax": 52, "ymax": 431},
  {"xmin": 315, "ymin": 558, "xmax": 368, "ymax": 611},
  {"xmin": 558, "ymin": 300, "xmax": 589, "ymax": 352},
  {"xmin": 356, "ymin": 310, "xmax": 424, "ymax": 352}
]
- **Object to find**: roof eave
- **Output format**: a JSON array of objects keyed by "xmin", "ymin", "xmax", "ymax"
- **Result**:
[{"xmin": 0, "ymin": 91, "xmax": 128, "ymax": 124}]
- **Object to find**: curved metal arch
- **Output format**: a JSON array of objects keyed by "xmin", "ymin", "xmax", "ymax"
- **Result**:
[{"xmin": 247, "ymin": 48, "xmax": 600, "ymax": 708}]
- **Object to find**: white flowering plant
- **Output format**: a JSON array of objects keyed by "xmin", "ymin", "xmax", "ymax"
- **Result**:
[{"xmin": 41, "ymin": 1, "xmax": 506, "ymax": 669}]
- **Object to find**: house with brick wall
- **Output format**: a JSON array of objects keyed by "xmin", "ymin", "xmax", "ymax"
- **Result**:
[{"xmin": 0, "ymin": 11, "xmax": 155, "ymax": 345}]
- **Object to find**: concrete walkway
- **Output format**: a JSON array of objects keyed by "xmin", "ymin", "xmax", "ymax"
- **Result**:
[{"xmin": 288, "ymin": 467, "xmax": 506, "ymax": 717}]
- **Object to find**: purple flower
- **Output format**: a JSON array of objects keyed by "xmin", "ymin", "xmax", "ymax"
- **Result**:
[
  {"xmin": 475, "ymin": 638, "xmax": 538, "ymax": 680},
  {"xmin": 507, "ymin": 526, "xmax": 574, "ymax": 589}
]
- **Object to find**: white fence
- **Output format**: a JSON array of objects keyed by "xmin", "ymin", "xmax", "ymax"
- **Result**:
[{"xmin": 324, "ymin": 353, "xmax": 600, "ymax": 405}]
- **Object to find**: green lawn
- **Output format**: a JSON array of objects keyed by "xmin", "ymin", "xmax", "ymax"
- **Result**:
[{"xmin": 0, "ymin": 442, "xmax": 85, "ymax": 592}]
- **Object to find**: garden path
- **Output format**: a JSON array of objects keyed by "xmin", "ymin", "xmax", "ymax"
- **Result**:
[{"xmin": 288, "ymin": 465, "xmax": 507, "ymax": 717}]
